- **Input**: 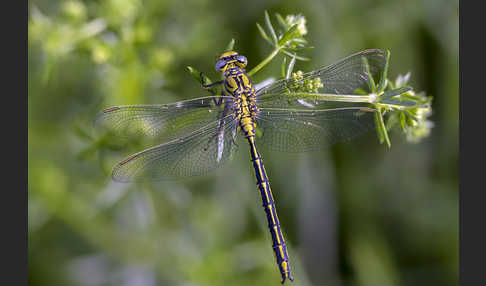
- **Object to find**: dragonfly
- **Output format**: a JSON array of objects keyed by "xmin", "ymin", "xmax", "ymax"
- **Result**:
[{"xmin": 95, "ymin": 49, "xmax": 387, "ymax": 283}]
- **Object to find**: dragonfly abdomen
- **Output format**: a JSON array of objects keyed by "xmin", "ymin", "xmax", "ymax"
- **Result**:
[
  {"xmin": 247, "ymin": 135, "xmax": 293, "ymax": 284},
  {"xmin": 227, "ymin": 64, "xmax": 293, "ymax": 284}
]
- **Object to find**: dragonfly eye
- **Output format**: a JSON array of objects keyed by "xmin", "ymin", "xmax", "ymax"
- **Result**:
[
  {"xmin": 215, "ymin": 60, "xmax": 227, "ymax": 71},
  {"xmin": 236, "ymin": 55, "xmax": 247, "ymax": 67}
]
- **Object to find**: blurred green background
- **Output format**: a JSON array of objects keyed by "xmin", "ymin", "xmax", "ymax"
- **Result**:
[{"xmin": 28, "ymin": 0, "xmax": 458, "ymax": 285}]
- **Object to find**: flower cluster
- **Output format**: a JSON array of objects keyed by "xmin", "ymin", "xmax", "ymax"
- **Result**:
[
  {"xmin": 384, "ymin": 73, "xmax": 433, "ymax": 143},
  {"xmin": 288, "ymin": 71, "xmax": 323, "ymax": 93},
  {"xmin": 283, "ymin": 14, "xmax": 307, "ymax": 37}
]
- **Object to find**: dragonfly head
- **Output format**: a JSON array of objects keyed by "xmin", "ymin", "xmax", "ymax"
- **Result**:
[{"xmin": 215, "ymin": 51, "xmax": 247, "ymax": 72}]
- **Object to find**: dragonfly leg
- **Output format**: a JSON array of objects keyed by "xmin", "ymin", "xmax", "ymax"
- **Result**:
[
  {"xmin": 200, "ymin": 72, "xmax": 224, "ymax": 90},
  {"xmin": 211, "ymin": 91, "xmax": 226, "ymax": 107}
]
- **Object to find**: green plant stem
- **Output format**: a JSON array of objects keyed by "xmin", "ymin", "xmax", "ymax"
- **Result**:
[
  {"xmin": 376, "ymin": 109, "xmax": 391, "ymax": 147},
  {"xmin": 247, "ymin": 47, "xmax": 280, "ymax": 77},
  {"xmin": 289, "ymin": 93, "xmax": 375, "ymax": 103},
  {"xmin": 289, "ymin": 93, "xmax": 413, "ymax": 110}
]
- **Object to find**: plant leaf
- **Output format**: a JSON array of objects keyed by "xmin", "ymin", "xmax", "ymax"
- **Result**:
[
  {"xmin": 256, "ymin": 23, "xmax": 272, "ymax": 45},
  {"xmin": 187, "ymin": 66, "xmax": 219, "ymax": 94},
  {"xmin": 377, "ymin": 50, "xmax": 391, "ymax": 93},
  {"xmin": 281, "ymin": 49, "xmax": 309, "ymax": 61},
  {"xmin": 362, "ymin": 57, "xmax": 376, "ymax": 92},
  {"xmin": 375, "ymin": 110, "xmax": 391, "ymax": 147},
  {"xmin": 281, "ymin": 57, "xmax": 287, "ymax": 78},
  {"xmin": 278, "ymin": 24, "xmax": 299, "ymax": 46},
  {"xmin": 264, "ymin": 11, "xmax": 278, "ymax": 44},
  {"xmin": 380, "ymin": 87, "xmax": 412, "ymax": 99},
  {"xmin": 380, "ymin": 98, "xmax": 417, "ymax": 106},
  {"xmin": 225, "ymin": 38, "xmax": 235, "ymax": 52},
  {"xmin": 275, "ymin": 13, "xmax": 288, "ymax": 29},
  {"xmin": 286, "ymin": 54, "xmax": 296, "ymax": 79},
  {"xmin": 187, "ymin": 66, "xmax": 203, "ymax": 83}
]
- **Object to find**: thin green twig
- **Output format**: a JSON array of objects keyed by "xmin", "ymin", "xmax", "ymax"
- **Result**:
[{"xmin": 247, "ymin": 48, "xmax": 280, "ymax": 77}]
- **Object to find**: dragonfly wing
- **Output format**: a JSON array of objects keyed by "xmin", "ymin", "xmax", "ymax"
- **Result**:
[
  {"xmin": 256, "ymin": 49, "xmax": 387, "ymax": 108},
  {"xmin": 95, "ymin": 96, "xmax": 234, "ymax": 141},
  {"xmin": 112, "ymin": 114, "xmax": 239, "ymax": 182},
  {"xmin": 255, "ymin": 107, "xmax": 376, "ymax": 152}
]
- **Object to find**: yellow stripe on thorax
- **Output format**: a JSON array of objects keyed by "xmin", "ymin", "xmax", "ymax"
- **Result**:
[{"xmin": 239, "ymin": 95, "xmax": 255, "ymax": 137}]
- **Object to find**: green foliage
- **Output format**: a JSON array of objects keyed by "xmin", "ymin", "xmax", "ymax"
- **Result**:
[
  {"xmin": 191, "ymin": 12, "xmax": 432, "ymax": 147},
  {"xmin": 249, "ymin": 11, "xmax": 310, "ymax": 76}
]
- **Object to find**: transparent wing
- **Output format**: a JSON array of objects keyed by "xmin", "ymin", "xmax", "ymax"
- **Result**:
[
  {"xmin": 95, "ymin": 96, "xmax": 235, "ymax": 141},
  {"xmin": 256, "ymin": 49, "xmax": 387, "ymax": 108},
  {"xmin": 255, "ymin": 107, "xmax": 376, "ymax": 152},
  {"xmin": 112, "ymin": 114, "xmax": 239, "ymax": 182}
]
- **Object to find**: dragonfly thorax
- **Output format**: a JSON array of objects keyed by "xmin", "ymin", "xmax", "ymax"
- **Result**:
[
  {"xmin": 222, "ymin": 66, "xmax": 258, "ymax": 119},
  {"xmin": 216, "ymin": 55, "xmax": 259, "ymax": 138}
]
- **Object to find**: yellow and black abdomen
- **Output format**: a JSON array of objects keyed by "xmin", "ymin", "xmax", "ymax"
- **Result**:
[{"xmin": 247, "ymin": 135, "xmax": 293, "ymax": 283}]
